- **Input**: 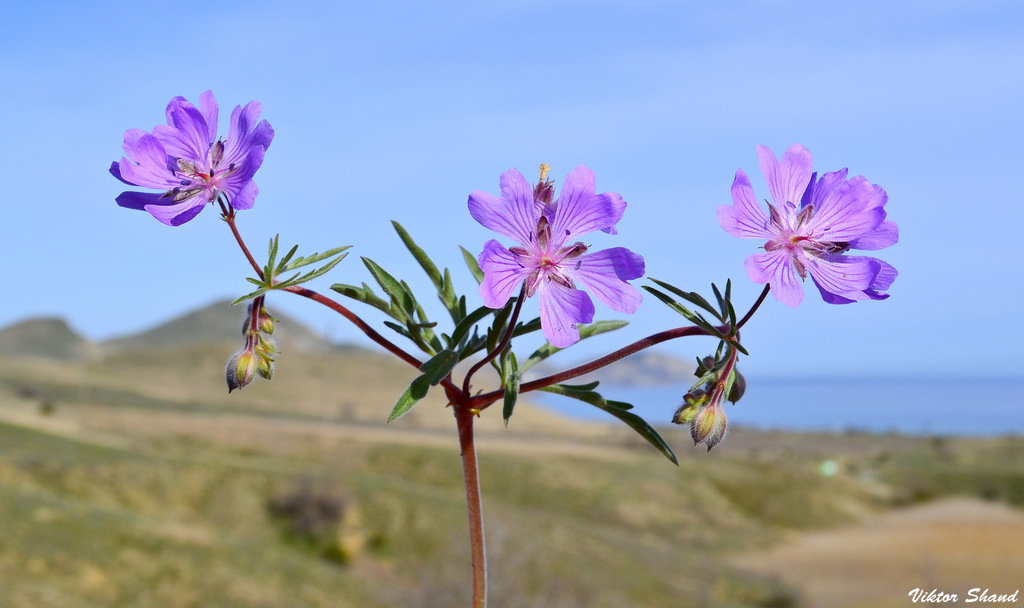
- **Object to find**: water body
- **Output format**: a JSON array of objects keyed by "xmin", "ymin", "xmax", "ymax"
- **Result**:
[{"xmin": 531, "ymin": 376, "xmax": 1024, "ymax": 436}]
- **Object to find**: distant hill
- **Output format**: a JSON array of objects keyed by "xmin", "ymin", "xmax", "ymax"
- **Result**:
[
  {"xmin": 102, "ymin": 298, "xmax": 337, "ymax": 353},
  {"xmin": 0, "ymin": 317, "xmax": 97, "ymax": 361}
]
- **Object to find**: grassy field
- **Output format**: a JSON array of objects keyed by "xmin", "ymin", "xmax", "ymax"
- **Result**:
[{"xmin": 1, "ymin": 346, "xmax": 1022, "ymax": 607}]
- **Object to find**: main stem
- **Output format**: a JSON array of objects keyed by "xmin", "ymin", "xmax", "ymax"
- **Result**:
[{"xmin": 454, "ymin": 404, "xmax": 487, "ymax": 607}]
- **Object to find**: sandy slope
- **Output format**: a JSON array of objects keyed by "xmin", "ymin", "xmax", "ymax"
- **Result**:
[{"xmin": 733, "ymin": 497, "xmax": 1024, "ymax": 608}]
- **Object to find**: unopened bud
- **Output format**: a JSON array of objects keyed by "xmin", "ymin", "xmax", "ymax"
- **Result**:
[
  {"xmin": 726, "ymin": 368, "xmax": 746, "ymax": 403},
  {"xmin": 673, "ymin": 388, "xmax": 709, "ymax": 425},
  {"xmin": 691, "ymin": 402, "xmax": 727, "ymax": 452},
  {"xmin": 226, "ymin": 348, "xmax": 257, "ymax": 392},
  {"xmin": 256, "ymin": 352, "xmax": 275, "ymax": 380}
]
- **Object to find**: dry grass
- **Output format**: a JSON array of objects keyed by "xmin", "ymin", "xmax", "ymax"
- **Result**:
[{"xmin": 733, "ymin": 497, "xmax": 1024, "ymax": 608}]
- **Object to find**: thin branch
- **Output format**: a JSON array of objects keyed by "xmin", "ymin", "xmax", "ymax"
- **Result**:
[
  {"xmin": 220, "ymin": 200, "xmax": 264, "ymax": 279},
  {"xmin": 469, "ymin": 324, "xmax": 719, "ymax": 411},
  {"xmin": 282, "ymin": 285, "xmax": 425, "ymax": 370},
  {"xmin": 462, "ymin": 287, "xmax": 526, "ymax": 395},
  {"xmin": 736, "ymin": 284, "xmax": 770, "ymax": 330}
]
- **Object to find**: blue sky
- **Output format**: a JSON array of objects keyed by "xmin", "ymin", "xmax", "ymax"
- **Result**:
[{"xmin": 2, "ymin": 0, "xmax": 1022, "ymax": 378}]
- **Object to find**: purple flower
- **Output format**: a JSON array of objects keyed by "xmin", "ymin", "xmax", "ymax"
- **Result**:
[
  {"xmin": 469, "ymin": 166, "xmax": 645, "ymax": 348},
  {"xmin": 718, "ymin": 144, "xmax": 898, "ymax": 306},
  {"xmin": 111, "ymin": 91, "xmax": 274, "ymax": 226}
]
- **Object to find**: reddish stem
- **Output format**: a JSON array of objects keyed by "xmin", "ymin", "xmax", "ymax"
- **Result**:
[
  {"xmin": 462, "ymin": 288, "xmax": 526, "ymax": 395},
  {"xmin": 454, "ymin": 405, "xmax": 487, "ymax": 607},
  {"xmin": 220, "ymin": 202, "xmax": 264, "ymax": 279}
]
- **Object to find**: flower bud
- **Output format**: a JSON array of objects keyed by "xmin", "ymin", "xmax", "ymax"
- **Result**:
[
  {"xmin": 257, "ymin": 305, "xmax": 276, "ymax": 335},
  {"xmin": 726, "ymin": 368, "xmax": 746, "ymax": 403},
  {"xmin": 673, "ymin": 388, "xmax": 708, "ymax": 425},
  {"xmin": 226, "ymin": 348, "xmax": 256, "ymax": 392},
  {"xmin": 256, "ymin": 352, "xmax": 275, "ymax": 380},
  {"xmin": 691, "ymin": 402, "xmax": 727, "ymax": 451}
]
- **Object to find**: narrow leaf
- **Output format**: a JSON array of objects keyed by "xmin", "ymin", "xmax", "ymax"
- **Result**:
[
  {"xmin": 331, "ymin": 283, "xmax": 391, "ymax": 315},
  {"xmin": 519, "ymin": 320, "xmax": 629, "ymax": 374},
  {"xmin": 281, "ymin": 245, "xmax": 352, "ymax": 271},
  {"xmin": 392, "ymin": 221, "xmax": 443, "ymax": 290},
  {"xmin": 502, "ymin": 352, "xmax": 520, "ymax": 427},
  {"xmin": 420, "ymin": 349, "xmax": 458, "ymax": 385},
  {"xmin": 460, "ymin": 246, "xmax": 485, "ymax": 284},
  {"xmin": 388, "ymin": 375, "xmax": 432, "ymax": 422},
  {"xmin": 362, "ymin": 257, "xmax": 417, "ymax": 317},
  {"xmin": 539, "ymin": 384, "xmax": 677, "ymax": 464},
  {"xmin": 450, "ymin": 305, "xmax": 495, "ymax": 348}
]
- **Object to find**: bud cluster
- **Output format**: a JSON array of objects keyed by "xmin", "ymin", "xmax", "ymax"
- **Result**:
[
  {"xmin": 673, "ymin": 354, "xmax": 745, "ymax": 451},
  {"xmin": 226, "ymin": 297, "xmax": 278, "ymax": 392}
]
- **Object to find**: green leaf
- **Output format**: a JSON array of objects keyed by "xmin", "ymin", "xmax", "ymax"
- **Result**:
[
  {"xmin": 647, "ymin": 278, "xmax": 721, "ymax": 319},
  {"xmin": 460, "ymin": 246, "xmax": 485, "ymax": 284},
  {"xmin": 392, "ymin": 221, "xmax": 443, "ymax": 290},
  {"xmin": 441, "ymin": 268, "xmax": 458, "ymax": 317},
  {"xmin": 502, "ymin": 352, "xmax": 520, "ymax": 427},
  {"xmin": 277, "ymin": 244, "xmax": 300, "ymax": 269},
  {"xmin": 643, "ymin": 286, "xmax": 725, "ymax": 338},
  {"xmin": 331, "ymin": 283, "xmax": 391, "ymax": 315},
  {"xmin": 712, "ymin": 282, "xmax": 726, "ymax": 318},
  {"xmin": 450, "ymin": 305, "xmax": 495, "ymax": 349},
  {"xmin": 266, "ymin": 235, "xmax": 280, "ymax": 277},
  {"xmin": 280, "ymin": 246, "xmax": 352, "ymax": 272},
  {"xmin": 383, "ymin": 320, "xmax": 415, "ymax": 341},
  {"xmin": 419, "ymin": 349, "xmax": 458, "ymax": 385},
  {"xmin": 388, "ymin": 374, "xmax": 432, "ymax": 422},
  {"xmin": 362, "ymin": 257, "xmax": 417, "ymax": 318},
  {"xmin": 518, "ymin": 320, "xmax": 628, "ymax": 374},
  {"xmin": 539, "ymin": 384, "xmax": 677, "ymax": 464}
]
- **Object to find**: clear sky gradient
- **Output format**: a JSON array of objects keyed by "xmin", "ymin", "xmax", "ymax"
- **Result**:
[{"xmin": 2, "ymin": 1, "xmax": 1021, "ymax": 377}]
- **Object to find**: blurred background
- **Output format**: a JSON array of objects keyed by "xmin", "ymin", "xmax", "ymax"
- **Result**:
[{"xmin": 1, "ymin": 1, "xmax": 1022, "ymax": 606}]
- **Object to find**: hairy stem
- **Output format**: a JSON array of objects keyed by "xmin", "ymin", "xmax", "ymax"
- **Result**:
[{"xmin": 454, "ymin": 405, "xmax": 487, "ymax": 608}]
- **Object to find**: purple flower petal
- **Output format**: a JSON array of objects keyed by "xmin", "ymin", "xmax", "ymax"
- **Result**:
[
  {"xmin": 115, "ymin": 135, "xmax": 174, "ymax": 189},
  {"xmin": 869, "ymin": 258, "xmax": 898, "ymax": 291},
  {"xmin": 477, "ymin": 239, "xmax": 531, "ymax": 308},
  {"xmin": 154, "ymin": 96, "xmax": 212, "ymax": 160},
  {"xmin": 223, "ymin": 100, "xmax": 271, "ymax": 169},
  {"xmin": 536, "ymin": 282, "xmax": 595, "ymax": 348},
  {"xmin": 551, "ymin": 165, "xmax": 625, "ymax": 239},
  {"xmin": 468, "ymin": 169, "xmax": 537, "ymax": 244},
  {"xmin": 230, "ymin": 179, "xmax": 259, "ymax": 211},
  {"xmin": 805, "ymin": 176, "xmax": 884, "ymax": 242},
  {"xmin": 758, "ymin": 144, "xmax": 813, "ymax": 206},
  {"xmin": 115, "ymin": 190, "xmax": 166, "ymax": 211},
  {"xmin": 746, "ymin": 250, "xmax": 804, "ymax": 307},
  {"xmin": 568, "ymin": 247, "xmax": 645, "ymax": 314},
  {"xmin": 718, "ymin": 170, "xmax": 771, "ymax": 239},
  {"xmin": 805, "ymin": 255, "xmax": 877, "ymax": 300},
  {"xmin": 849, "ymin": 220, "xmax": 898, "ymax": 250},
  {"xmin": 198, "ymin": 90, "xmax": 218, "ymax": 144}
]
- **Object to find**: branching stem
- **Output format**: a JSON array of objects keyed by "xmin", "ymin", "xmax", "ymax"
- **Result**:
[{"xmin": 462, "ymin": 286, "xmax": 526, "ymax": 395}]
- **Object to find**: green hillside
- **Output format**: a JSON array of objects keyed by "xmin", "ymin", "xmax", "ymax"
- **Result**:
[
  {"xmin": 1, "ymin": 304, "xmax": 1023, "ymax": 607},
  {"xmin": 0, "ymin": 317, "xmax": 95, "ymax": 361},
  {"xmin": 101, "ymin": 298, "xmax": 337, "ymax": 354}
]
